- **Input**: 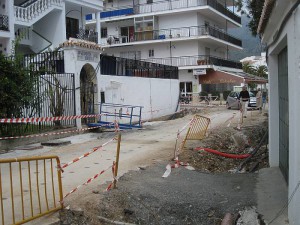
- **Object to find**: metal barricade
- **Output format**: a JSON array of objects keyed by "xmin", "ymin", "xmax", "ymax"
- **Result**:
[
  {"xmin": 0, "ymin": 156, "xmax": 63, "ymax": 225},
  {"xmin": 179, "ymin": 115, "xmax": 210, "ymax": 152}
]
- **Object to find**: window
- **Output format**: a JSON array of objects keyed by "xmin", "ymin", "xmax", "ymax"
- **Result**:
[
  {"xmin": 147, "ymin": 0, "xmax": 153, "ymax": 4},
  {"xmin": 101, "ymin": 28, "xmax": 107, "ymax": 38},
  {"xmin": 108, "ymin": 0, "xmax": 113, "ymax": 3},
  {"xmin": 180, "ymin": 82, "xmax": 192, "ymax": 96},
  {"xmin": 100, "ymin": 92, "xmax": 105, "ymax": 103},
  {"xmin": 148, "ymin": 49, "xmax": 154, "ymax": 57},
  {"xmin": 66, "ymin": 17, "xmax": 79, "ymax": 39}
]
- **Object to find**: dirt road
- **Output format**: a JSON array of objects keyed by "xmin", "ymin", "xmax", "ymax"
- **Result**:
[{"xmin": 1, "ymin": 106, "xmax": 267, "ymax": 224}]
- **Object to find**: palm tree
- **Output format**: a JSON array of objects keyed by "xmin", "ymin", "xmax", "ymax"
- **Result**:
[
  {"xmin": 242, "ymin": 63, "xmax": 256, "ymax": 74},
  {"xmin": 256, "ymin": 65, "xmax": 268, "ymax": 78}
]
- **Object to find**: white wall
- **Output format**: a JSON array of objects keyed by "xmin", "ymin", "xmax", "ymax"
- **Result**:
[
  {"xmin": 179, "ymin": 70, "xmax": 200, "ymax": 93},
  {"xmin": 197, "ymin": 12, "xmax": 226, "ymax": 30},
  {"xmin": 33, "ymin": 10, "xmax": 66, "ymax": 51},
  {"xmin": 63, "ymin": 47, "xmax": 179, "ymax": 127},
  {"xmin": 104, "ymin": 0, "xmax": 132, "ymax": 9},
  {"xmin": 98, "ymin": 75, "xmax": 179, "ymax": 123},
  {"xmin": 158, "ymin": 12, "xmax": 198, "ymax": 29},
  {"xmin": 63, "ymin": 47, "xmax": 101, "ymax": 128},
  {"xmin": 262, "ymin": 3, "xmax": 300, "ymax": 224},
  {"xmin": 106, "ymin": 41, "xmax": 202, "ymax": 59}
]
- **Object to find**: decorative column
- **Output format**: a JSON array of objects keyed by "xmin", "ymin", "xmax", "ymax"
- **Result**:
[{"xmin": 96, "ymin": 12, "xmax": 101, "ymax": 44}]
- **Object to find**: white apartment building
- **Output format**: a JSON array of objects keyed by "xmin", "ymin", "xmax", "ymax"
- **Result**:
[
  {"xmin": 0, "ymin": 0, "xmax": 181, "ymax": 126},
  {"xmin": 86, "ymin": 0, "xmax": 243, "ymax": 96},
  {"xmin": 0, "ymin": 0, "xmax": 103, "ymax": 55}
]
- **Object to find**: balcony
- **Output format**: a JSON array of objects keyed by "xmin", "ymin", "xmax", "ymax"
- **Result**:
[
  {"xmin": 142, "ymin": 55, "xmax": 242, "ymax": 69},
  {"xmin": 97, "ymin": 0, "xmax": 240, "ymax": 24},
  {"xmin": 0, "ymin": 15, "xmax": 9, "ymax": 31},
  {"xmin": 68, "ymin": 28, "xmax": 98, "ymax": 43},
  {"xmin": 100, "ymin": 8, "xmax": 134, "ymax": 19},
  {"xmin": 104, "ymin": 25, "xmax": 242, "ymax": 48}
]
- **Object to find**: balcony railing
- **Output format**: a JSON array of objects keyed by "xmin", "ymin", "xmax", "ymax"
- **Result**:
[
  {"xmin": 0, "ymin": 14, "xmax": 9, "ymax": 31},
  {"xmin": 98, "ymin": 0, "xmax": 240, "ymax": 24},
  {"xmin": 101, "ymin": 55, "xmax": 178, "ymax": 79},
  {"xmin": 142, "ymin": 55, "xmax": 242, "ymax": 69},
  {"xmin": 68, "ymin": 28, "xmax": 98, "ymax": 43},
  {"xmin": 105, "ymin": 25, "xmax": 242, "ymax": 47}
]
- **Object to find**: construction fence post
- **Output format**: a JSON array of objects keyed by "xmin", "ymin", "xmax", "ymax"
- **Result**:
[{"xmin": 113, "ymin": 133, "xmax": 121, "ymax": 189}]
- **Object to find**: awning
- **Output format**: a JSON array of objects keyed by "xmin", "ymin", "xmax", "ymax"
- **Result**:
[
  {"xmin": 222, "ymin": 70, "xmax": 268, "ymax": 84},
  {"xmin": 198, "ymin": 69, "xmax": 268, "ymax": 84},
  {"xmin": 198, "ymin": 70, "xmax": 244, "ymax": 84}
]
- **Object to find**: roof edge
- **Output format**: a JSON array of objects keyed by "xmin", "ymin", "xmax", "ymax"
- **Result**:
[{"xmin": 257, "ymin": 0, "xmax": 276, "ymax": 34}]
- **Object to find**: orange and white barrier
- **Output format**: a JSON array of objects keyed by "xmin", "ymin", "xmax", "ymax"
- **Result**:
[
  {"xmin": 63, "ymin": 163, "xmax": 114, "ymax": 200},
  {"xmin": 0, "ymin": 125, "xmax": 102, "ymax": 140},
  {"xmin": 0, "ymin": 114, "xmax": 107, "ymax": 124},
  {"xmin": 59, "ymin": 137, "xmax": 116, "ymax": 171}
]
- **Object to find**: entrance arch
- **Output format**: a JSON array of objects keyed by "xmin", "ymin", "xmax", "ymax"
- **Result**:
[{"xmin": 80, "ymin": 63, "xmax": 98, "ymax": 123}]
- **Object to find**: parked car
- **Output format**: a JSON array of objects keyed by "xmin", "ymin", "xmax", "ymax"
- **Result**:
[{"xmin": 226, "ymin": 91, "xmax": 256, "ymax": 109}]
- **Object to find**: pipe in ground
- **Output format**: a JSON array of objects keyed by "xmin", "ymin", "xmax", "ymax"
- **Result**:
[{"xmin": 195, "ymin": 147, "xmax": 251, "ymax": 159}]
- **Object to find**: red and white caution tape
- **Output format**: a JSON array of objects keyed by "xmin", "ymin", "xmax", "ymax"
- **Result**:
[
  {"xmin": 0, "ymin": 114, "xmax": 107, "ymax": 124},
  {"xmin": 59, "ymin": 138, "xmax": 116, "ymax": 170},
  {"xmin": 224, "ymin": 113, "xmax": 237, "ymax": 128},
  {"xmin": 162, "ymin": 158, "xmax": 194, "ymax": 178},
  {"xmin": 114, "ymin": 120, "xmax": 120, "ymax": 133},
  {"xmin": 63, "ymin": 164, "xmax": 113, "ymax": 200},
  {"xmin": 0, "ymin": 126, "xmax": 102, "ymax": 140},
  {"xmin": 105, "ymin": 161, "xmax": 117, "ymax": 191}
]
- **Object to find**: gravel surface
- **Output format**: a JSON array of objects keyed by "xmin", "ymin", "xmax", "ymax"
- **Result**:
[
  {"xmin": 3, "ymin": 106, "xmax": 268, "ymax": 225},
  {"xmin": 95, "ymin": 164, "xmax": 257, "ymax": 225}
]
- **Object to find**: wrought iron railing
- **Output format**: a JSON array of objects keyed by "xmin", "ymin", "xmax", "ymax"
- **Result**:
[
  {"xmin": 76, "ymin": 28, "xmax": 98, "ymax": 43},
  {"xmin": 1, "ymin": 51, "xmax": 77, "ymax": 137},
  {"xmin": 100, "ymin": 55, "xmax": 178, "ymax": 79},
  {"xmin": 0, "ymin": 14, "xmax": 9, "ymax": 31},
  {"xmin": 207, "ymin": 0, "xmax": 240, "ymax": 24},
  {"xmin": 143, "ymin": 55, "xmax": 242, "ymax": 69},
  {"xmin": 23, "ymin": 51, "xmax": 65, "ymax": 73},
  {"xmin": 100, "ymin": 0, "xmax": 240, "ymax": 24},
  {"xmin": 107, "ymin": 25, "xmax": 242, "ymax": 47}
]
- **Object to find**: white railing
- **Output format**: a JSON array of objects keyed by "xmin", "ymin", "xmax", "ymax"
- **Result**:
[
  {"xmin": 14, "ymin": 0, "xmax": 63, "ymax": 23},
  {"xmin": 137, "ymin": 0, "xmax": 201, "ymax": 14}
]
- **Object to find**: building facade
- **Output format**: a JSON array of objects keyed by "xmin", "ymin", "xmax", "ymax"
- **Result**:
[
  {"xmin": 258, "ymin": 0, "xmax": 300, "ymax": 224},
  {"xmin": 0, "ymin": 0, "xmax": 103, "ymax": 55},
  {"xmin": 86, "ymin": 0, "xmax": 243, "ymax": 96}
]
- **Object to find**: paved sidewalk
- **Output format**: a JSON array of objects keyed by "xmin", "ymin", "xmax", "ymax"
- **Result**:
[{"xmin": 257, "ymin": 167, "xmax": 289, "ymax": 225}]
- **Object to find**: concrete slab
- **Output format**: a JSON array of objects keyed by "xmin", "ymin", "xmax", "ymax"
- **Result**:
[
  {"xmin": 256, "ymin": 167, "xmax": 289, "ymax": 225},
  {"xmin": 41, "ymin": 140, "xmax": 71, "ymax": 146}
]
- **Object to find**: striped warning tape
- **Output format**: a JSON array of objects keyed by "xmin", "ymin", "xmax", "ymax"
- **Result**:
[
  {"xmin": 105, "ymin": 161, "xmax": 117, "ymax": 191},
  {"xmin": 0, "ymin": 125, "xmax": 102, "ymax": 140},
  {"xmin": 63, "ymin": 164, "xmax": 113, "ymax": 200},
  {"xmin": 0, "ymin": 114, "xmax": 108, "ymax": 124},
  {"xmin": 59, "ymin": 138, "xmax": 116, "ymax": 171},
  {"xmin": 162, "ymin": 158, "xmax": 194, "ymax": 178}
]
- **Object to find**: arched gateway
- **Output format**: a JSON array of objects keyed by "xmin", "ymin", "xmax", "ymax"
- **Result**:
[{"xmin": 80, "ymin": 63, "xmax": 98, "ymax": 124}]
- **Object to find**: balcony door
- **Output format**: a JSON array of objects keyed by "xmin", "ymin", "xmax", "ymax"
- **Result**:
[
  {"xmin": 66, "ymin": 17, "xmax": 79, "ymax": 39},
  {"xmin": 205, "ymin": 47, "xmax": 210, "ymax": 57},
  {"xmin": 180, "ymin": 82, "xmax": 192, "ymax": 97}
]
